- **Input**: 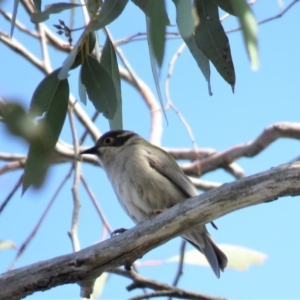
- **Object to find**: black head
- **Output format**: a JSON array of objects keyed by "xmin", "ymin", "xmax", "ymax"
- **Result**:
[{"xmin": 80, "ymin": 130, "xmax": 137, "ymax": 156}]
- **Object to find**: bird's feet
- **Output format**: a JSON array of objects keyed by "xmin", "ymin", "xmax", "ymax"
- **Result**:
[
  {"xmin": 149, "ymin": 208, "xmax": 166, "ymax": 216},
  {"xmin": 111, "ymin": 227, "xmax": 127, "ymax": 237},
  {"xmin": 211, "ymin": 221, "xmax": 218, "ymax": 230}
]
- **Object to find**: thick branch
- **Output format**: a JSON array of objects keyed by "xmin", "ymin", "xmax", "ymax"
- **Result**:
[{"xmin": 0, "ymin": 161, "xmax": 300, "ymax": 299}]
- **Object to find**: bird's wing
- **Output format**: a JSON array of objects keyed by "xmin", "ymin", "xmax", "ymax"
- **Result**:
[{"xmin": 146, "ymin": 147, "xmax": 198, "ymax": 198}]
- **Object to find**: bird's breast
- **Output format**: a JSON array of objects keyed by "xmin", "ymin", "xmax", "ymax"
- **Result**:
[{"xmin": 105, "ymin": 148, "xmax": 185, "ymax": 224}]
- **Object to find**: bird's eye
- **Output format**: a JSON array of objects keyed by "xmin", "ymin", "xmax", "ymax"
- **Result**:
[{"xmin": 104, "ymin": 137, "xmax": 112, "ymax": 144}]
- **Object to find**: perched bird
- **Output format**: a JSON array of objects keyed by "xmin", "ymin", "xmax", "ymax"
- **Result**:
[{"xmin": 81, "ymin": 130, "xmax": 227, "ymax": 277}]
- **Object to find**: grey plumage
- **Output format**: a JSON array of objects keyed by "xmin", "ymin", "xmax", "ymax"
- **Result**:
[{"xmin": 81, "ymin": 130, "xmax": 227, "ymax": 278}]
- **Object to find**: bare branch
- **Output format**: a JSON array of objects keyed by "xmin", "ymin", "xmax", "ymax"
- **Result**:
[
  {"xmin": 7, "ymin": 170, "xmax": 72, "ymax": 271},
  {"xmin": 80, "ymin": 175, "xmax": 113, "ymax": 234},
  {"xmin": 0, "ymin": 175, "xmax": 22, "ymax": 214},
  {"xmin": 170, "ymin": 240, "xmax": 186, "ymax": 292},
  {"xmin": 181, "ymin": 123, "xmax": 300, "ymax": 176},
  {"xmin": 110, "ymin": 268, "xmax": 223, "ymax": 300},
  {"xmin": 68, "ymin": 107, "xmax": 81, "ymax": 252},
  {"xmin": 1, "ymin": 161, "xmax": 300, "ymax": 299}
]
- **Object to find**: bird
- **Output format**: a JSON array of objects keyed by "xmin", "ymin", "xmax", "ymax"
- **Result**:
[{"xmin": 80, "ymin": 130, "xmax": 227, "ymax": 278}]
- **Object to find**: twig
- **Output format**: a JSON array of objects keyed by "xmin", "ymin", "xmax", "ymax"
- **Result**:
[
  {"xmin": 0, "ymin": 9, "xmax": 39, "ymax": 38},
  {"xmin": 80, "ymin": 175, "xmax": 113, "ymax": 234},
  {"xmin": 0, "ymin": 160, "xmax": 26, "ymax": 175},
  {"xmin": 190, "ymin": 178, "xmax": 221, "ymax": 191},
  {"xmin": 68, "ymin": 107, "xmax": 81, "ymax": 252},
  {"xmin": 226, "ymin": 0, "xmax": 299, "ymax": 34},
  {"xmin": 79, "ymin": 111, "xmax": 99, "ymax": 145},
  {"xmin": 181, "ymin": 122, "xmax": 300, "ymax": 176},
  {"xmin": 37, "ymin": 23, "xmax": 51, "ymax": 72},
  {"xmin": 170, "ymin": 240, "xmax": 186, "ymax": 296},
  {"xmin": 109, "ymin": 268, "xmax": 226, "ymax": 300},
  {"xmin": 130, "ymin": 290, "xmax": 223, "ymax": 300},
  {"xmin": 0, "ymin": 33, "xmax": 45, "ymax": 73},
  {"xmin": 7, "ymin": 168, "xmax": 72, "ymax": 271},
  {"xmin": 0, "ymin": 175, "xmax": 23, "ymax": 214}
]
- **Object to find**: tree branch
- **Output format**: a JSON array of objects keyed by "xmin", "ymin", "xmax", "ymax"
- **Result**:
[
  {"xmin": 0, "ymin": 161, "xmax": 300, "ymax": 299},
  {"xmin": 181, "ymin": 122, "xmax": 300, "ymax": 175}
]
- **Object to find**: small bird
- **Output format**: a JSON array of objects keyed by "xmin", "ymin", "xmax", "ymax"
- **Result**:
[{"xmin": 81, "ymin": 130, "xmax": 227, "ymax": 278}]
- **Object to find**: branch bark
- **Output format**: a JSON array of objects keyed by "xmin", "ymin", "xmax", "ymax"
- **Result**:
[{"xmin": 0, "ymin": 161, "xmax": 300, "ymax": 299}]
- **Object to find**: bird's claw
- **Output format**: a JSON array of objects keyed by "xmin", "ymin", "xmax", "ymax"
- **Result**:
[
  {"xmin": 211, "ymin": 221, "xmax": 218, "ymax": 230},
  {"xmin": 111, "ymin": 228, "xmax": 127, "ymax": 237},
  {"xmin": 149, "ymin": 209, "xmax": 165, "ymax": 216}
]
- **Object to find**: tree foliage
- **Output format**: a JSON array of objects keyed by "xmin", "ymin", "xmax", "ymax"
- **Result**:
[{"xmin": 0, "ymin": 0, "xmax": 299, "ymax": 299}]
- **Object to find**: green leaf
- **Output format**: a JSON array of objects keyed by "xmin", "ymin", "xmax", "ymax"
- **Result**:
[
  {"xmin": 146, "ymin": 17, "xmax": 167, "ymax": 123},
  {"xmin": 147, "ymin": 0, "xmax": 166, "ymax": 67},
  {"xmin": 81, "ymin": 55, "xmax": 117, "ymax": 119},
  {"xmin": 30, "ymin": 69, "xmax": 63, "ymax": 117},
  {"xmin": 90, "ymin": 0, "xmax": 129, "ymax": 31},
  {"xmin": 194, "ymin": 0, "xmax": 235, "ymax": 91},
  {"xmin": 78, "ymin": 73, "xmax": 87, "ymax": 105},
  {"xmin": 173, "ymin": 0, "xmax": 212, "ymax": 95},
  {"xmin": 33, "ymin": 0, "xmax": 42, "ymax": 12},
  {"xmin": 100, "ymin": 36, "xmax": 123, "ymax": 130},
  {"xmin": 2, "ymin": 102, "xmax": 37, "ymax": 142},
  {"xmin": 71, "ymin": 32, "xmax": 97, "ymax": 70},
  {"xmin": 173, "ymin": 0, "xmax": 195, "ymax": 39},
  {"xmin": 30, "ymin": 3, "xmax": 83, "ymax": 23},
  {"xmin": 184, "ymin": 38, "xmax": 212, "ymax": 95},
  {"xmin": 131, "ymin": 0, "xmax": 170, "ymax": 25},
  {"xmin": 58, "ymin": 30, "xmax": 87, "ymax": 80},
  {"xmin": 232, "ymin": 1, "xmax": 259, "ymax": 70},
  {"xmin": 10, "ymin": 0, "xmax": 20, "ymax": 37},
  {"xmin": 212, "ymin": 0, "xmax": 238, "ymax": 16},
  {"xmin": 23, "ymin": 76, "xmax": 69, "ymax": 193}
]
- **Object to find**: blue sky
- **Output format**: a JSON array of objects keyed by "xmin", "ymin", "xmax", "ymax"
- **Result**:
[{"xmin": 1, "ymin": 0, "xmax": 300, "ymax": 299}]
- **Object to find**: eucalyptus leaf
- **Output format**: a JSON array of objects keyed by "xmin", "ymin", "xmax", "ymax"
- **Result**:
[
  {"xmin": 31, "ymin": 2, "xmax": 83, "ymax": 23},
  {"xmin": 10, "ymin": 0, "xmax": 20, "ymax": 37},
  {"xmin": 147, "ymin": 0, "xmax": 166, "ymax": 67},
  {"xmin": 78, "ymin": 72, "xmax": 87, "ymax": 105},
  {"xmin": 33, "ymin": 0, "xmax": 42, "ymax": 12},
  {"xmin": 58, "ymin": 29, "xmax": 87, "ymax": 80},
  {"xmin": 173, "ymin": 0, "xmax": 211, "ymax": 95},
  {"xmin": 212, "ymin": 0, "xmax": 238, "ymax": 16},
  {"xmin": 71, "ymin": 32, "xmax": 97, "ymax": 70},
  {"xmin": 194, "ymin": 0, "xmax": 235, "ymax": 91},
  {"xmin": 23, "ymin": 77, "xmax": 69, "ymax": 193},
  {"xmin": 100, "ymin": 36, "xmax": 123, "ymax": 130},
  {"xmin": 146, "ymin": 17, "xmax": 167, "ymax": 123},
  {"xmin": 184, "ymin": 38, "xmax": 212, "ymax": 95},
  {"xmin": 173, "ymin": 0, "xmax": 195, "ymax": 39},
  {"xmin": 131, "ymin": 0, "xmax": 170, "ymax": 25},
  {"xmin": 90, "ymin": 0, "xmax": 128, "ymax": 31},
  {"xmin": 232, "ymin": 1, "xmax": 259, "ymax": 70},
  {"xmin": 81, "ymin": 55, "xmax": 117, "ymax": 119},
  {"xmin": 2, "ymin": 102, "xmax": 37, "ymax": 142},
  {"xmin": 30, "ymin": 69, "xmax": 63, "ymax": 117}
]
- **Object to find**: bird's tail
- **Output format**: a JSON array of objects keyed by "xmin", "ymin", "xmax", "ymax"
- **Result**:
[{"xmin": 182, "ymin": 226, "xmax": 228, "ymax": 278}]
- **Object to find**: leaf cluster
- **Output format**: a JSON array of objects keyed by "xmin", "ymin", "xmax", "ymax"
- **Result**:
[{"xmin": 4, "ymin": 0, "xmax": 258, "ymax": 193}]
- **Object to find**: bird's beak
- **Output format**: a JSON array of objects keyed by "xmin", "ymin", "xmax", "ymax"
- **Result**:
[{"xmin": 80, "ymin": 146, "xmax": 98, "ymax": 155}]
